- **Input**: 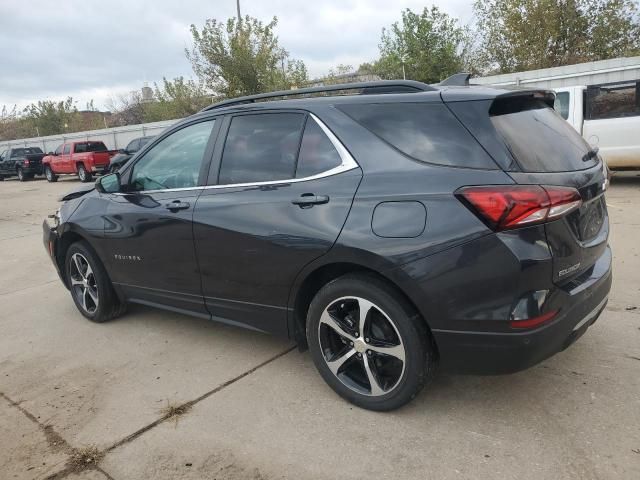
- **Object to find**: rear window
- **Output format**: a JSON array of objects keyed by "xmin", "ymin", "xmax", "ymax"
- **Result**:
[
  {"xmin": 490, "ymin": 98, "xmax": 595, "ymax": 172},
  {"xmin": 12, "ymin": 147, "xmax": 43, "ymax": 156},
  {"xmin": 75, "ymin": 142, "xmax": 108, "ymax": 153},
  {"xmin": 338, "ymin": 103, "xmax": 494, "ymax": 169}
]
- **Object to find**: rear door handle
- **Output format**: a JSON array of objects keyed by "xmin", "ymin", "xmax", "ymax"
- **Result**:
[
  {"xmin": 165, "ymin": 201, "xmax": 190, "ymax": 211},
  {"xmin": 292, "ymin": 194, "xmax": 330, "ymax": 208}
]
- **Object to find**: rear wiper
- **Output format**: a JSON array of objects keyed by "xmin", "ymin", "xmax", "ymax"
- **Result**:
[{"xmin": 582, "ymin": 147, "xmax": 599, "ymax": 162}]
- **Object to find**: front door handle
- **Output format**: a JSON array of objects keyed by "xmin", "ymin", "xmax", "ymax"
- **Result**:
[
  {"xmin": 292, "ymin": 194, "xmax": 330, "ymax": 208},
  {"xmin": 165, "ymin": 200, "xmax": 190, "ymax": 212}
]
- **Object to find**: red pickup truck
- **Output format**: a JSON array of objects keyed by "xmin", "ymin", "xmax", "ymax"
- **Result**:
[{"xmin": 43, "ymin": 141, "xmax": 118, "ymax": 182}]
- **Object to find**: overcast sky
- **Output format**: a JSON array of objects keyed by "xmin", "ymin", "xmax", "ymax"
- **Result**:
[{"xmin": 0, "ymin": 0, "xmax": 473, "ymax": 111}]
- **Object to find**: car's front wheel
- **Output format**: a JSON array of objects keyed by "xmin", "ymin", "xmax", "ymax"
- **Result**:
[
  {"xmin": 65, "ymin": 241, "xmax": 126, "ymax": 322},
  {"xmin": 306, "ymin": 274, "xmax": 436, "ymax": 411}
]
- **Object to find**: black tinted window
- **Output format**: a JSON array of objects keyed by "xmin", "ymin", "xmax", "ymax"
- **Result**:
[
  {"xmin": 586, "ymin": 81, "xmax": 640, "ymax": 120},
  {"xmin": 218, "ymin": 113, "xmax": 305, "ymax": 184},
  {"xmin": 295, "ymin": 118, "xmax": 342, "ymax": 178},
  {"xmin": 490, "ymin": 98, "xmax": 595, "ymax": 172},
  {"xmin": 338, "ymin": 103, "xmax": 492, "ymax": 168}
]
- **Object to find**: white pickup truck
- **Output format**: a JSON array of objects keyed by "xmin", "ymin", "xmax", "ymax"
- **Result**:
[{"xmin": 554, "ymin": 80, "xmax": 640, "ymax": 170}]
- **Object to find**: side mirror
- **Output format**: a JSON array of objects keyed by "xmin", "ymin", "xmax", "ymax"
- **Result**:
[
  {"xmin": 47, "ymin": 152, "xmax": 54, "ymax": 156},
  {"xmin": 96, "ymin": 172, "xmax": 121, "ymax": 194},
  {"xmin": 119, "ymin": 148, "xmax": 126, "ymax": 154}
]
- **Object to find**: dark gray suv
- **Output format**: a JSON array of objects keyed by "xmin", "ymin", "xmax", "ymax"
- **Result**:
[{"xmin": 43, "ymin": 79, "xmax": 611, "ymax": 410}]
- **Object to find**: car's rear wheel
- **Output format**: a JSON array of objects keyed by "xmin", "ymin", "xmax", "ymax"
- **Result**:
[
  {"xmin": 17, "ymin": 167, "xmax": 27, "ymax": 182},
  {"xmin": 65, "ymin": 241, "xmax": 126, "ymax": 322},
  {"xmin": 78, "ymin": 164, "xmax": 92, "ymax": 182},
  {"xmin": 306, "ymin": 274, "xmax": 436, "ymax": 411},
  {"xmin": 45, "ymin": 165, "xmax": 58, "ymax": 182}
]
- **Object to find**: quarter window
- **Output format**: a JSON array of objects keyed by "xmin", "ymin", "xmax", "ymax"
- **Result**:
[
  {"xmin": 338, "ymin": 103, "xmax": 492, "ymax": 169},
  {"xmin": 295, "ymin": 118, "xmax": 342, "ymax": 178},
  {"xmin": 218, "ymin": 113, "xmax": 305, "ymax": 185},
  {"xmin": 130, "ymin": 120, "xmax": 215, "ymax": 191}
]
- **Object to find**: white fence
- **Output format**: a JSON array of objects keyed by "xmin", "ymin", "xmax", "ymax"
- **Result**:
[{"xmin": 0, "ymin": 119, "xmax": 182, "ymax": 153}]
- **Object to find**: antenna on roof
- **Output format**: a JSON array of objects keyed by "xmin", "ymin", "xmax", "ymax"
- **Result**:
[{"xmin": 438, "ymin": 73, "xmax": 472, "ymax": 87}]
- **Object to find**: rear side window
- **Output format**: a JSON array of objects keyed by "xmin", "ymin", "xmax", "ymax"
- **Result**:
[
  {"xmin": 218, "ymin": 113, "xmax": 305, "ymax": 185},
  {"xmin": 295, "ymin": 118, "xmax": 342, "ymax": 178},
  {"xmin": 75, "ymin": 142, "xmax": 107, "ymax": 153},
  {"xmin": 338, "ymin": 103, "xmax": 494, "ymax": 169},
  {"xmin": 586, "ymin": 81, "xmax": 640, "ymax": 120},
  {"xmin": 490, "ymin": 98, "xmax": 595, "ymax": 172}
]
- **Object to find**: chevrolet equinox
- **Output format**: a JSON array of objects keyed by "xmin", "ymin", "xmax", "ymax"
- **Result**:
[{"xmin": 43, "ymin": 78, "xmax": 612, "ymax": 411}]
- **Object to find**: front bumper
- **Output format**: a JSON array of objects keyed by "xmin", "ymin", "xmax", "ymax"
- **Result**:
[
  {"xmin": 432, "ymin": 246, "xmax": 612, "ymax": 374},
  {"xmin": 43, "ymin": 218, "xmax": 64, "ymax": 284}
]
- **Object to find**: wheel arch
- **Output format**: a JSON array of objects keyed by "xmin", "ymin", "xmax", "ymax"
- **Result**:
[
  {"xmin": 55, "ymin": 227, "xmax": 113, "ymax": 291},
  {"xmin": 288, "ymin": 259, "xmax": 436, "ymax": 355}
]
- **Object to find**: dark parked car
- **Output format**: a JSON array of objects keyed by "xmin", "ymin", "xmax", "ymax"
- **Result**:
[
  {"xmin": 43, "ymin": 79, "xmax": 611, "ymax": 411},
  {"xmin": 108, "ymin": 136, "xmax": 156, "ymax": 173},
  {"xmin": 0, "ymin": 147, "xmax": 46, "ymax": 181}
]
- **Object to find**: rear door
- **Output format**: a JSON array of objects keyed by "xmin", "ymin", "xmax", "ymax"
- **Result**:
[
  {"xmin": 193, "ymin": 111, "xmax": 361, "ymax": 334},
  {"xmin": 483, "ymin": 95, "xmax": 608, "ymax": 284}
]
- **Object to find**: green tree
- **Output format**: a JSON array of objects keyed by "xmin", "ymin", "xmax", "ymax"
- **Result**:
[
  {"xmin": 186, "ymin": 15, "xmax": 308, "ymax": 98},
  {"xmin": 145, "ymin": 77, "xmax": 212, "ymax": 121},
  {"xmin": 474, "ymin": 0, "xmax": 640, "ymax": 74},
  {"xmin": 23, "ymin": 98, "xmax": 77, "ymax": 136},
  {"xmin": 360, "ymin": 7, "xmax": 469, "ymax": 83}
]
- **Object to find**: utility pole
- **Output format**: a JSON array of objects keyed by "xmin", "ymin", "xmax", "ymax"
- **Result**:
[{"xmin": 236, "ymin": 0, "xmax": 241, "ymax": 22}]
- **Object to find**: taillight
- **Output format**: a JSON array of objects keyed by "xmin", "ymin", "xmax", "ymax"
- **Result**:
[
  {"xmin": 24, "ymin": 159, "xmax": 30, "ymax": 166},
  {"xmin": 456, "ymin": 185, "xmax": 582, "ymax": 231}
]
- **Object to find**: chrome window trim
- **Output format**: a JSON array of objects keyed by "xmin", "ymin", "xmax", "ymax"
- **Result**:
[{"xmin": 113, "ymin": 113, "xmax": 359, "ymax": 195}]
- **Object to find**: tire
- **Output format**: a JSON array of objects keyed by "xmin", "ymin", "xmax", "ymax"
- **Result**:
[
  {"xmin": 17, "ymin": 167, "xmax": 27, "ymax": 182},
  {"xmin": 0, "ymin": 176, "xmax": 4, "ymax": 181},
  {"xmin": 78, "ymin": 164, "xmax": 92, "ymax": 182},
  {"xmin": 306, "ymin": 273, "xmax": 436, "ymax": 411},
  {"xmin": 65, "ymin": 241, "xmax": 126, "ymax": 323},
  {"xmin": 45, "ymin": 166, "xmax": 58, "ymax": 182}
]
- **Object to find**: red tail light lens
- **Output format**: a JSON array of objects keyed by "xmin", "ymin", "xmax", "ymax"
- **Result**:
[
  {"xmin": 24, "ymin": 159, "xmax": 30, "ymax": 166},
  {"xmin": 457, "ymin": 185, "xmax": 582, "ymax": 231}
]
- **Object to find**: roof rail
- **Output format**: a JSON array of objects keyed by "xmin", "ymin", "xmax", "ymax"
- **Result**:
[
  {"xmin": 201, "ymin": 80, "xmax": 436, "ymax": 112},
  {"xmin": 437, "ymin": 73, "xmax": 472, "ymax": 87}
]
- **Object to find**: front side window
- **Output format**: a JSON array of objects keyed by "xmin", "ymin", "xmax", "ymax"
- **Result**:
[
  {"xmin": 554, "ymin": 92, "xmax": 570, "ymax": 120},
  {"xmin": 126, "ymin": 139, "xmax": 140, "ymax": 152},
  {"xmin": 295, "ymin": 118, "xmax": 342, "ymax": 178},
  {"xmin": 63, "ymin": 145, "xmax": 71, "ymax": 155},
  {"xmin": 54, "ymin": 145, "xmax": 63, "ymax": 155},
  {"xmin": 218, "ymin": 113, "xmax": 305, "ymax": 185},
  {"xmin": 130, "ymin": 120, "xmax": 215, "ymax": 191}
]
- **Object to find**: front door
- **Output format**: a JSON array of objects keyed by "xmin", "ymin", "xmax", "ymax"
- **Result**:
[
  {"xmin": 102, "ymin": 118, "xmax": 218, "ymax": 316},
  {"xmin": 193, "ymin": 112, "xmax": 361, "ymax": 334}
]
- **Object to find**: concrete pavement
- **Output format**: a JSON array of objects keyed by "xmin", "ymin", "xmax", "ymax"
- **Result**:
[{"xmin": 1, "ymin": 174, "xmax": 639, "ymax": 479}]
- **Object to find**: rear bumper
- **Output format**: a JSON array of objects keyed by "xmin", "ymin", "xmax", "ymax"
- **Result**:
[{"xmin": 432, "ymin": 245, "xmax": 612, "ymax": 374}]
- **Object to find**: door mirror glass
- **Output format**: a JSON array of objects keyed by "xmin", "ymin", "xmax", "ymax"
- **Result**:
[{"xmin": 96, "ymin": 173, "xmax": 121, "ymax": 193}]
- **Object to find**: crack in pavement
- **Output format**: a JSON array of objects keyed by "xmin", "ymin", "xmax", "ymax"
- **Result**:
[
  {"xmin": 104, "ymin": 345, "xmax": 297, "ymax": 454},
  {"xmin": 2, "ymin": 345, "xmax": 296, "ymax": 479},
  {"xmin": 0, "ymin": 391, "xmax": 115, "ymax": 480},
  {"xmin": 0, "ymin": 279, "xmax": 58, "ymax": 297}
]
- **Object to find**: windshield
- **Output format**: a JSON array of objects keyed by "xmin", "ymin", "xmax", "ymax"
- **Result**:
[{"xmin": 490, "ymin": 98, "xmax": 596, "ymax": 172}]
